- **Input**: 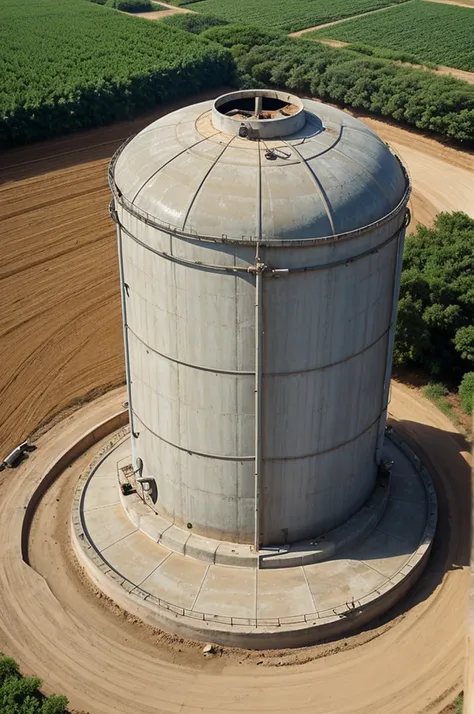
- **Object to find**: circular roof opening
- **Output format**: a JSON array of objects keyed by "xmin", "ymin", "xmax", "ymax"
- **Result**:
[{"xmin": 212, "ymin": 90, "xmax": 306, "ymax": 139}]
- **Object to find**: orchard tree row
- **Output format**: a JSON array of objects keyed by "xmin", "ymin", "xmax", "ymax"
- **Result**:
[
  {"xmin": 0, "ymin": 0, "xmax": 232, "ymax": 146},
  {"xmin": 196, "ymin": 23, "xmax": 474, "ymax": 142}
]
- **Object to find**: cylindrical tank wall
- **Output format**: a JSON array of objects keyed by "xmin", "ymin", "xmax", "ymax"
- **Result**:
[{"xmin": 117, "ymin": 204, "xmax": 406, "ymax": 545}]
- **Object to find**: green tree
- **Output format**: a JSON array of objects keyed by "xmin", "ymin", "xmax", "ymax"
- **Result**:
[
  {"xmin": 394, "ymin": 212, "xmax": 474, "ymax": 378},
  {"xmin": 454, "ymin": 325, "xmax": 474, "ymax": 362},
  {"xmin": 0, "ymin": 654, "xmax": 68, "ymax": 714},
  {"xmin": 459, "ymin": 372, "xmax": 474, "ymax": 414}
]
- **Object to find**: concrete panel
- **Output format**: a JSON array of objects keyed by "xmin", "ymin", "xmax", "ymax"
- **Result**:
[
  {"xmin": 345, "ymin": 529, "xmax": 413, "ymax": 577},
  {"xmin": 376, "ymin": 498, "xmax": 427, "ymax": 547},
  {"xmin": 84, "ymin": 503, "xmax": 136, "ymax": 552},
  {"xmin": 193, "ymin": 566, "xmax": 256, "ymax": 619},
  {"xmin": 140, "ymin": 553, "xmax": 208, "ymax": 609},
  {"xmin": 256, "ymin": 567, "xmax": 315, "ymax": 619},
  {"xmin": 83, "ymin": 476, "xmax": 120, "ymax": 513},
  {"xmin": 101, "ymin": 531, "xmax": 169, "ymax": 584},
  {"xmin": 304, "ymin": 558, "xmax": 386, "ymax": 612}
]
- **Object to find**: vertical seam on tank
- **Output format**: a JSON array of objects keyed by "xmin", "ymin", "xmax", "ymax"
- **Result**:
[
  {"xmin": 254, "ymin": 141, "xmax": 263, "ymax": 551},
  {"xmin": 131, "ymin": 130, "xmax": 221, "ymax": 203},
  {"xmin": 235, "ymin": 248, "xmax": 240, "ymax": 539},
  {"xmin": 254, "ymin": 566, "xmax": 258, "ymax": 620},
  {"xmin": 376, "ymin": 226, "xmax": 405, "ymax": 461},
  {"xmin": 280, "ymin": 138, "xmax": 336, "ymax": 236},
  {"xmin": 181, "ymin": 134, "xmax": 236, "ymax": 232},
  {"xmin": 173, "ymin": 216, "xmax": 183, "ymax": 525}
]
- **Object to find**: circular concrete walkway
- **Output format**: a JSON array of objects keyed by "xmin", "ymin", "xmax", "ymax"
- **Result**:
[{"xmin": 73, "ymin": 429, "xmax": 436, "ymax": 648}]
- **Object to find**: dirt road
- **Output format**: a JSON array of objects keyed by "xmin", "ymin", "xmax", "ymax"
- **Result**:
[
  {"xmin": 289, "ymin": 2, "xmax": 404, "ymax": 36},
  {"xmin": 0, "ymin": 383, "xmax": 468, "ymax": 713},
  {"xmin": 129, "ymin": 1, "xmax": 195, "ymax": 20}
]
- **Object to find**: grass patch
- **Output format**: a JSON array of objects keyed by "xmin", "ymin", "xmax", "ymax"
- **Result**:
[{"xmin": 422, "ymin": 383, "xmax": 462, "ymax": 427}]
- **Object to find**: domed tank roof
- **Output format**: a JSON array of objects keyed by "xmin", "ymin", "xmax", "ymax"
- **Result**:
[{"xmin": 110, "ymin": 90, "xmax": 409, "ymax": 244}]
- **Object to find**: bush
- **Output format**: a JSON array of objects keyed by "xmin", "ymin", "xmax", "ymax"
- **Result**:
[
  {"xmin": 0, "ymin": 0, "xmax": 234, "ymax": 147},
  {"xmin": 0, "ymin": 653, "xmax": 68, "ymax": 714},
  {"xmin": 459, "ymin": 373, "xmax": 474, "ymax": 415},
  {"xmin": 162, "ymin": 13, "xmax": 228, "ymax": 33},
  {"xmin": 393, "ymin": 212, "xmax": 474, "ymax": 376},
  {"xmin": 422, "ymin": 382, "xmax": 448, "ymax": 401},
  {"xmin": 105, "ymin": 0, "xmax": 153, "ymax": 11}
]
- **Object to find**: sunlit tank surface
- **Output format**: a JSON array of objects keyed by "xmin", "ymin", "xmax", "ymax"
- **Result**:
[{"xmin": 109, "ymin": 89, "xmax": 410, "ymax": 547}]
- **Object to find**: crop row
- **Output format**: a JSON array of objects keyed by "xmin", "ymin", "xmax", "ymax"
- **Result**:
[
  {"xmin": 0, "ymin": 0, "xmax": 232, "ymax": 146},
  {"xmin": 311, "ymin": 0, "xmax": 474, "ymax": 72},
  {"xmin": 171, "ymin": 0, "xmax": 408, "ymax": 33}
]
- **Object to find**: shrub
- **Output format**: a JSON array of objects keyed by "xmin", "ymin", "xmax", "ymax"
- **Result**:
[
  {"xmin": 106, "ymin": 0, "xmax": 153, "ymax": 11},
  {"xmin": 459, "ymin": 373, "xmax": 474, "ymax": 415},
  {"xmin": 393, "ymin": 212, "xmax": 474, "ymax": 376},
  {"xmin": 0, "ymin": 0, "xmax": 233, "ymax": 147},
  {"xmin": 162, "ymin": 13, "xmax": 228, "ymax": 33},
  {"xmin": 0, "ymin": 653, "xmax": 68, "ymax": 713}
]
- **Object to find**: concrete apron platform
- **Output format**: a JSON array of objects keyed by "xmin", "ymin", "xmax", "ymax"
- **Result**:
[{"xmin": 72, "ymin": 431, "xmax": 437, "ymax": 649}]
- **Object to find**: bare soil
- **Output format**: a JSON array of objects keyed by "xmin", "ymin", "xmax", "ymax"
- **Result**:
[{"xmin": 127, "ymin": 1, "xmax": 195, "ymax": 19}]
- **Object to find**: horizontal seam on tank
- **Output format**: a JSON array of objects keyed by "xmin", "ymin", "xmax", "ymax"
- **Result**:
[
  {"xmin": 128, "ymin": 321, "xmax": 388, "ymax": 378},
  {"xmin": 127, "ymin": 326, "xmax": 255, "ymax": 375},
  {"xmin": 132, "ymin": 413, "xmax": 255, "ymax": 461},
  {"xmin": 265, "ymin": 413, "xmax": 380, "ymax": 461},
  {"xmin": 109, "ymin": 170, "xmax": 410, "ymax": 246},
  {"xmin": 111, "ymin": 212, "xmax": 403, "ymax": 275},
  {"xmin": 265, "ymin": 325, "xmax": 390, "ymax": 376}
]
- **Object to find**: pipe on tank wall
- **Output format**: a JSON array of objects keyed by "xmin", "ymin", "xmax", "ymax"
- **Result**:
[
  {"xmin": 254, "ymin": 263, "xmax": 263, "ymax": 552},
  {"xmin": 116, "ymin": 219, "xmax": 138, "ymax": 466},
  {"xmin": 375, "ymin": 210, "xmax": 410, "ymax": 463}
]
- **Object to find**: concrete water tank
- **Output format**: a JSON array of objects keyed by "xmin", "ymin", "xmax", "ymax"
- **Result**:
[{"xmin": 109, "ymin": 90, "xmax": 410, "ymax": 549}]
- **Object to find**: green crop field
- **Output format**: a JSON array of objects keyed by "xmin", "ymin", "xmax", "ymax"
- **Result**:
[
  {"xmin": 0, "ymin": 0, "xmax": 231, "ymax": 146},
  {"xmin": 172, "ymin": 0, "xmax": 406, "ymax": 33},
  {"xmin": 311, "ymin": 0, "xmax": 474, "ymax": 71}
]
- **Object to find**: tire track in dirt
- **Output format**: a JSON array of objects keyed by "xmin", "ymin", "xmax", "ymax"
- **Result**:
[{"xmin": 0, "ymin": 384, "xmax": 468, "ymax": 714}]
